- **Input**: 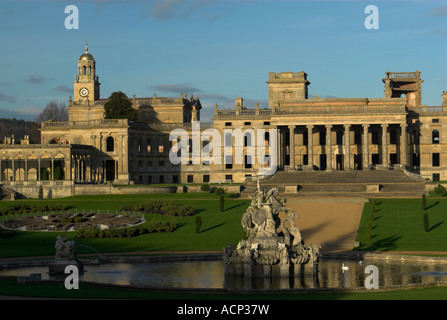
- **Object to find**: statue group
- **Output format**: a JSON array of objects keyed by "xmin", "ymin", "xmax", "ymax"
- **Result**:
[
  {"xmin": 49, "ymin": 235, "xmax": 84, "ymax": 275},
  {"xmin": 223, "ymin": 183, "xmax": 320, "ymax": 278}
]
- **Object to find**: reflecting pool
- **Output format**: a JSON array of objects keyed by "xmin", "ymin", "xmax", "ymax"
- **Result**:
[{"xmin": 1, "ymin": 256, "xmax": 447, "ymax": 290}]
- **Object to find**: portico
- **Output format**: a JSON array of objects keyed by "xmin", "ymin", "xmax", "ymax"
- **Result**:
[{"xmin": 276, "ymin": 121, "xmax": 408, "ymax": 171}]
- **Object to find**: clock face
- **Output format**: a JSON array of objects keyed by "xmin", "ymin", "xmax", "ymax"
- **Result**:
[{"xmin": 79, "ymin": 87, "xmax": 89, "ymax": 97}]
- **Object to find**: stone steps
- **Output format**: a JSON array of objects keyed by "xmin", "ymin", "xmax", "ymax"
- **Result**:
[{"xmin": 241, "ymin": 169, "xmax": 426, "ymax": 198}]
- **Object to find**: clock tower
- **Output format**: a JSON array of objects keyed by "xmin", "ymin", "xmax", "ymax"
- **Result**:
[{"xmin": 73, "ymin": 42, "xmax": 100, "ymax": 101}]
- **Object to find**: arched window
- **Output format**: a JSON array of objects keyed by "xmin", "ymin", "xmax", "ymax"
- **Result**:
[
  {"xmin": 264, "ymin": 132, "xmax": 270, "ymax": 146},
  {"xmin": 432, "ymin": 129, "xmax": 440, "ymax": 144},
  {"xmin": 82, "ymin": 66, "xmax": 86, "ymax": 75},
  {"xmin": 89, "ymin": 66, "xmax": 92, "ymax": 75},
  {"xmin": 225, "ymin": 133, "xmax": 232, "ymax": 147},
  {"xmin": 244, "ymin": 132, "xmax": 252, "ymax": 147},
  {"xmin": 106, "ymin": 136, "xmax": 114, "ymax": 152}
]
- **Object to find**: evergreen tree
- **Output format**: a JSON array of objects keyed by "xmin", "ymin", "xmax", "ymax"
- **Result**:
[
  {"xmin": 104, "ymin": 91, "xmax": 137, "ymax": 121},
  {"xmin": 214, "ymin": 188, "xmax": 225, "ymax": 212}
]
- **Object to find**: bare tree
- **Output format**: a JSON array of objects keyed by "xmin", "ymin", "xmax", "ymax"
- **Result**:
[{"xmin": 35, "ymin": 100, "xmax": 68, "ymax": 123}]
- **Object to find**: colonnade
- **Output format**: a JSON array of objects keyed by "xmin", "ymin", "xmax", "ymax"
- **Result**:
[
  {"xmin": 0, "ymin": 152, "xmax": 117, "ymax": 184},
  {"xmin": 278, "ymin": 123, "xmax": 408, "ymax": 171}
]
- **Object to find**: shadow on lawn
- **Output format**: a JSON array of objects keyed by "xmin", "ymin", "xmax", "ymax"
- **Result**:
[
  {"xmin": 356, "ymin": 234, "xmax": 402, "ymax": 251},
  {"xmin": 426, "ymin": 201, "xmax": 440, "ymax": 210},
  {"xmin": 201, "ymin": 223, "xmax": 225, "ymax": 233},
  {"xmin": 223, "ymin": 201, "xmax": 249, "ymax": 212},
  {"xmin": 428, "ymin": 221, "xmax": 443, "ymax": 232}
]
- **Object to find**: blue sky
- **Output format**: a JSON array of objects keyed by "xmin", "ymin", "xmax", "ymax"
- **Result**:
[{"xmin": 0, "ymin": 0, "xmax": 446, "ymax": 122}]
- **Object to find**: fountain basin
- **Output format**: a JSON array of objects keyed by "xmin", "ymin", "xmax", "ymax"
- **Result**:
[{"xmin": 1, "ymin": 253, "xmax": 447, "ymax": 291}]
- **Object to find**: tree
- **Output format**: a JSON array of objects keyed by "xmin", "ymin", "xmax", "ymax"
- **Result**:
[
  {"xmin": 421, "ymin": 193, "xmax": 427, "ymax": 211},
  {"xmin": 103, "ymin": 91, "xmax": 137, "ymax": 121},
  {"xmin": 214, "ymin": 188, "xmax": 225, "ymax": 212},
  {"xmin": 35, "ymin": 101, "xmax": 68, "ymax": 123},
  {"xmin": 195, "ymin": 215, "xmax": 202, "ymax": 234}
]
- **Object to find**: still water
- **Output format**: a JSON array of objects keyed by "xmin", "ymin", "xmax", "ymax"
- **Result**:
[{"xmin": 1, "ymin": 258, "xmax": 447, "ymax": 290}]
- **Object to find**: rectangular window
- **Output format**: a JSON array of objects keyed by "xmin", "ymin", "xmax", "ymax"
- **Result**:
[
  {"xmin": 225, "ymin": 155, "xmax": 233, "ymax": 169},
  {"xmin": 159, "ymin": 175, "xmax": 164, "ymax": 183},
  {"xmin": 225, "ymin": 174, "xmax": 233, "ymax": 182},
  {"xmin": 433, "ymin": 153, "xmax": 440, "ymax": 167},
  {"xmin": 187, "ymin": 175, "xmax": 194, "ymax": 183},
  {"xmin": 244, "ymin": 122, "xmax": 251, "ymax": 126},
  {"xmin": 158, "ymin": 161, "xmax": 164, "ymax": 167},
  {"xmin": 264, "ymin": 121, "xmax": 270, "ymax": 126},
  {"xmin": 203, "ymin": 174, "xmax": 210, "ymax": 183},
  {"xmin": 432, "ymin": 119, "xmax": 440, "ymax": 123},
  {"xmin": 225, "ymin": 122, "xmax": 232, "ymax": 126},
  {"xmin": 158, "ymin": 145, "xmax": 164, "ymax": 153},
  {"xmin": 172, "ymin": 175, "xmax": 179, "ymax": 183},
  {"xmin": 433, "ymin": 173, "xmax": 440, "ymax": 182},
  {"xmin": 244, "ymin": 155, "xmax": 252, "ymax": 169}
]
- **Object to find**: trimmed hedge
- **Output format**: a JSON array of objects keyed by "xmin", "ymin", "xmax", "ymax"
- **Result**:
[
  {"xmin": 0, "ymin": 203, "xmax": 70, "ymax": 216},
  {"xmin": 75, "ymin": 219, "xmax": 177, "ymax": 239},
  {"xmin": 121, "ymin": 200, "xmax": 197, "ymax": 217}
]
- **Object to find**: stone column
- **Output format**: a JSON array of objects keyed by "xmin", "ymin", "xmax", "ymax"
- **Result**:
[
  {"xmin": 51, "ymin": 158, "xmax": 54, "ymax": 181},
  {"xmin": 25, "ymin": 157, "xmax": 28, "ymax": 181},
  {"xmin": 37, "ymin": 158, "xmax": 41, "ymax": 181},
  {"xmin": 0, "ymin": 157, "xmax": 2, "ymax": 182},
  {"xmin": 344, "ymin": 124, "xmax": 351, "ymax": 170},
  {"xmin": 12, "ymin": 157, "xmax": 15, "ymax": 181},
  {"xmin": 65, "ymin": 158, "xmax": 71, "ymax": 181},
  {"xmin": 289, "ymin": 125, "xmax": 295, "ymax": 170},
  {"xmin": 307, "ymin": 125, "xmax": 314, "ymax": 170},
  {"xmin": 119, "ymin": 135, "xmax": 124, "ymax": 174},
  {"xmin": 400, "ymin": 123, "xmax": 408, "ymax": 167},
  {"xmin": 325, "ymin": 124, "xmax": 332, "ymax": 171},
  {"xmin": 363, "ymin": 124, "xmax": 369, "ymax": 170},
  {"xmin": 381, "ymin": 124, "xmax": 388, "ymax": 167},
  {"xmin": 277, "ymin": 127, "xmax": 282, "ymax": 168}
]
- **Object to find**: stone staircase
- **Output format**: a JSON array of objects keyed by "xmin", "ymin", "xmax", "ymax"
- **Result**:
[
  {"xmin": 241, "ymin": 169, "xmax": 426, "ymax": 199},
  {"xmin": 0, "ymin": 185, "xmax": 16, "ymax": 201}
]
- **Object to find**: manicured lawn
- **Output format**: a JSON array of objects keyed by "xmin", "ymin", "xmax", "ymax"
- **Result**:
[
  {"xmin": 2, "ymin": 194, "xmax": 447, "ymax": 258},
  {"xmin": 0, "ymin": 193, "xmax": 250, "ymax": 258},
  {"xmin": 355, "ymin": 198, "xmax": 447, "ymax": 252}
]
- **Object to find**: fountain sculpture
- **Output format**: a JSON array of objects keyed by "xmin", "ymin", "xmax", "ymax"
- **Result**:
[
  {"xmin": 223, "ymin": 183, "xmax": 320, "ymax": 278},
  {"xmin": 48, "ymin": 235, "xmax": 84, "ymax": 275}
]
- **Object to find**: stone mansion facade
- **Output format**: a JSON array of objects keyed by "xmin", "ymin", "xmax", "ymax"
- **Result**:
[{"xmin": 1, "ymin": 43, "xmax": 446, "ymax": 195}]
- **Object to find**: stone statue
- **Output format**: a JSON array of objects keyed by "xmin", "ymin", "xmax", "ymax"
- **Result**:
[
  {"xmin": 55, "ymin": 235, "xmax": 77, "ymax": 260},
  {"xmin": 49, "ymin": 235, "xmax": 84, "ymax": 275},
  {"xmin": 224, "ymin": 185, "xmax": 320, "ymax": 278}
]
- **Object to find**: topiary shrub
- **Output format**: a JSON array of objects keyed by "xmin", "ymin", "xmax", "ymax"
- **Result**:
[
  {"xmin": 200, "ymin": 184, "xmax": 210, "ymax": 192},
  {"xmin": 195, "ymin": 215, "xmax": 202, "ymax": 234},
  {"xmin": 421, "ymin": 193, "xmax": 427, "ymax": 211},
  {"xmin": 434, "ymin": 185, "xmax": 447, "ymax": 196}
]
